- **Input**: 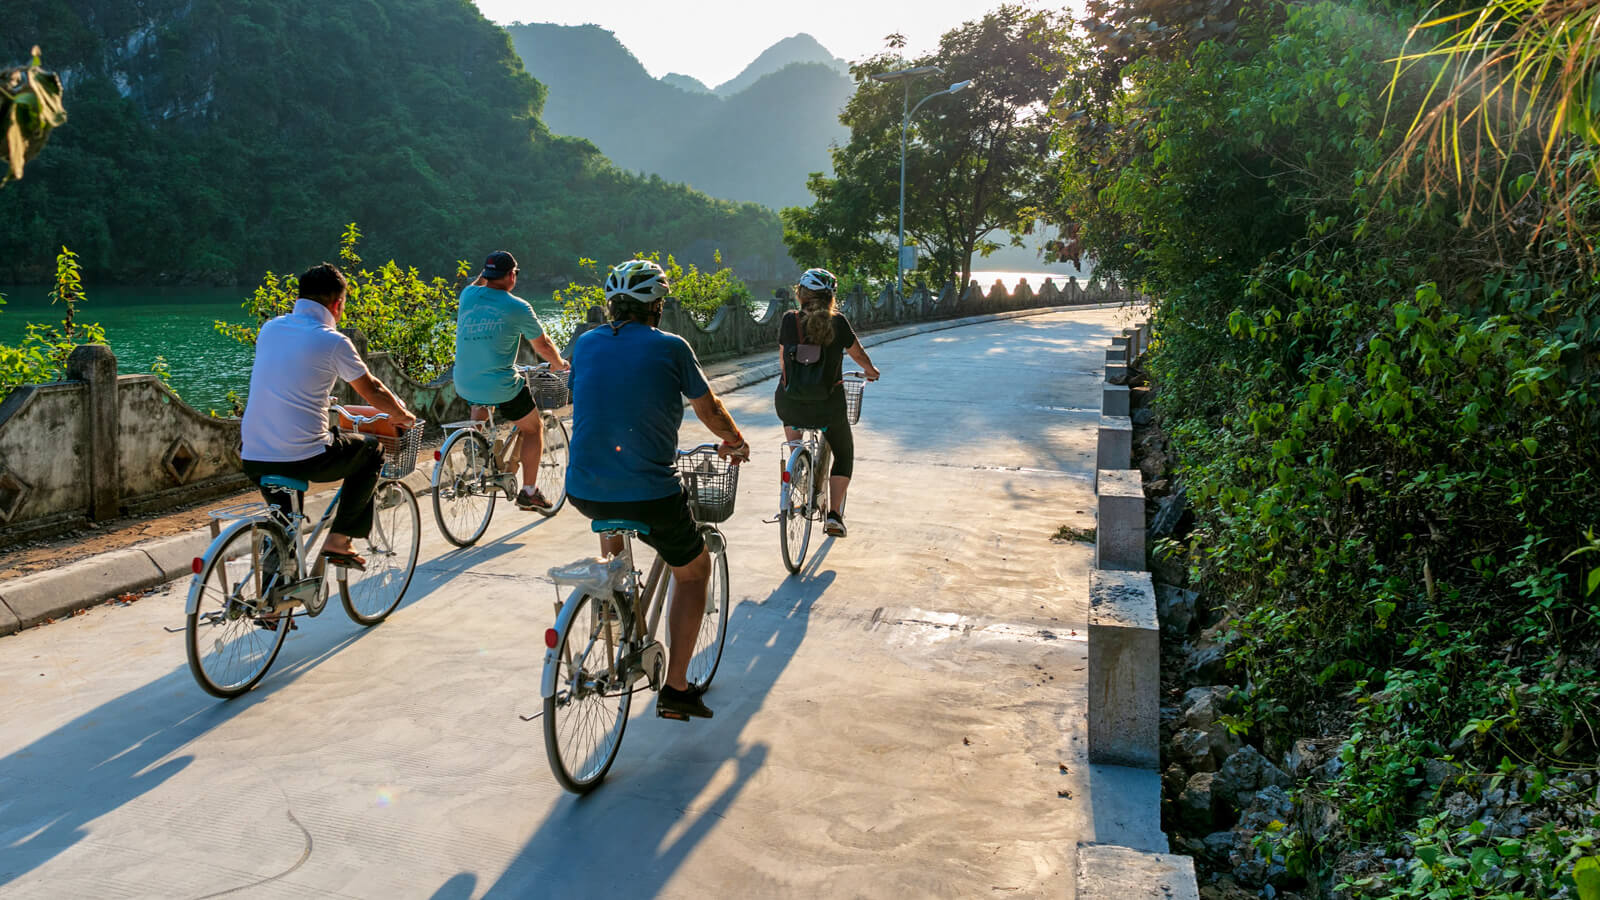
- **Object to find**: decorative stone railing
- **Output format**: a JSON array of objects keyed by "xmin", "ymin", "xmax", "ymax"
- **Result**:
[{"xmin": 0, "ymin": 276, "xmax": 1134, "ymax": 547}]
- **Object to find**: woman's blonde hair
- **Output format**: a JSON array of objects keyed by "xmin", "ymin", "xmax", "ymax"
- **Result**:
[{"xmin": 796, "ymin": 285, "xmax": 837, "ymax": 345}]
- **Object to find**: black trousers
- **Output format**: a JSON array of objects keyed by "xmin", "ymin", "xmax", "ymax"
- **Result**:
[
  {"xmin": 242, "ymin": 432, "xmax": 384, "ymax": 538},
  {"xmin": 773, "ymin": 387, "xmax": 854, "ymax": 479}
]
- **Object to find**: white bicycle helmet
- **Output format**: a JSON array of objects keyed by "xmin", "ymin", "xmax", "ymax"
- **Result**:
[
  {"xmin": 797, "ymin": 267, "xmax": 838, "ymax": 295},
  {"xmin": 604, "ymin": 259, "xmax": 670, "ymax": 302}
]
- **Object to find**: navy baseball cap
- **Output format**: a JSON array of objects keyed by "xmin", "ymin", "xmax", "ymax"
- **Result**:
[{"xmin": 480, "ymin": 250, "xmax": 518, "ymax": 280}]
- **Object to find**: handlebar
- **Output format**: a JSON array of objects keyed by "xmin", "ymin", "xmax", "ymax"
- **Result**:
[{"xmin": 330, "ymin": 403, "xmax": 391, "ymax": 427}]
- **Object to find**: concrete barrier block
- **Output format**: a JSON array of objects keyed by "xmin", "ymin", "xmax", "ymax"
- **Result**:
[
  {"xmin": 1098, "ymin": 415, "xmax": 1133, "ymax": 472},
  {"xmin": 1106, "ymin": 362, "xmax": 1128, "ymax": 385},
  {"xmin": 1107, "ymin": 343, "xmax": 1127, "ymax": 364},
  {"xmin": 1077, "ymin": 843, "xmax": 1199, "ymax": 899},
  {"xmin": 1089, "ymin": 569, "xmax": 1160, "ymax": 768},
  {"xmin": 1096, "ymin": 470, "xmax": 1144, "ymax": 571},
  {"xmin": 1120, "ymin": 328, "xmax": 1140, "ymax": 360},
  {"xmin": 0, "ymin": 548, "xmax": 166, "ymax": 629},
  {"xmin": 1103, "ymin": 384, "xmax": 1131, "ymax": 418}
]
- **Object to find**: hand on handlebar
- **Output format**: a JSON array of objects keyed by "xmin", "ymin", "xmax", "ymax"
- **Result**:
[
  {"xmin": 717, "ymin": 438, "xmax": 751, "ymax": 465},
  {"xmin": 548, "ymin": 356, "xmax": 570, "ymax": 374},
  {"xmin": 391, "ymin": 407, "xmax": 418, "ymax": 429}
]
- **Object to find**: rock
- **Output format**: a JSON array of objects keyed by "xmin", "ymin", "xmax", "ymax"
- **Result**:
[
  {"xmin": 1144, "ymin": 478, "xmax": 1170, "ymax": 498},
  {"xmin": 1443, "ymin": 791, "xmax": 1479, "ymax": 824},
  {"xmin": 1185, "ymin": 640, "xmax": 1229, "ymax": 683},
  {"xmin": 1156, "ymin": 583, "xmax": 1199, "ymax": 636},
  {"xmin": 1179, "ymin": 771, "xmax": 1218, "ymax": 830},
  {"xmin": 1214, "ymin": 746, "xmax": 1292, "ymax": 813},
  {"xmin": 1149, "ymin": 549, "xmax": 1189, "ymax": 587},
  {"xmin": 1202, "ymin": 830, "xmax": 1238, "ymax": 861},
  {"xmin": 1132, "ymin": 406, "xmax": 1156, "ymax": 426},
  {"xmin": 1304, "ymin": 796, "xmax": 1342, "ymax": 842},
  {"xmin": 1207, "ymin": 723, "xmax": 1245, "ymax": 768},
  {"xmin": 1182, "ymin": 685, "xmax": 1228, "ymax": 730},
  {"xmin": 1283, "ymin": 738, "xmax": 1330, "ymax": 779},
  {"xmin": 1164, "ymin": 762, "xmax": 1190, "ymax": 799},
  {"xmin": 1424, "ymin": 758, "xmax": 1459, "ymax": 788},
  {"xmin": 1172, "ymin": 727, "xmax": 1218, "ymax": 772},
  {"xmin": 1148, "ymin": 484, "xmax": 1188, "ymax": 539},
  {"xmin": 1237, "ymin": 784, "xmax": 1294, "ymax": 832}
]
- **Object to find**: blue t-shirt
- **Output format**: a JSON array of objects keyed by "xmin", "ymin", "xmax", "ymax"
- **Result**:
[
  {"xmin": 566, "ymin": 322, "xmax": 711, "ymax": 503},
  {"xmin": 454, "ymin": 284, "xmax": 545, "ymax": 404}
]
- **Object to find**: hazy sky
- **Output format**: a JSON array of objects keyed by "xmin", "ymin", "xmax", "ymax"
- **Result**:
[{"xmin": 471, "ymin": 1, "xmax": 1012, "ymax": 88}]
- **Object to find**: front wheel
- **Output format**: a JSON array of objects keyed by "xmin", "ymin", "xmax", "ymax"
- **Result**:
[
  {"xmin": 779, "ymin": 448, "xmax": 814, "ymax": 574},
  {"xmin": 433, "ymin": 429, "xmax": 496, "ymax": 547},
  {"xmin": 186, "ymin": 519, "xmax": 292, "ymax": 698},
  {"xmin": 340, "ymin": 480, "xmax": 421, "ymax": 625},
  {"xmin": 686, "ymin": 526, "xmax": 730, "ymax": 692},
  {"xmin": 535, "ymin": 415, "xmax": 569, "ymax": 518},
  {"xmin": 544, "ymin": 591, "xmax": 632, "ymax": 794}
]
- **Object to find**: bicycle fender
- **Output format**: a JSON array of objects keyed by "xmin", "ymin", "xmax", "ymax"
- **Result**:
[
  {"xmin": 541, "ymin": 589, "xmax": 588, "ymax": 698},
  {"xmin": 185, "ymin": 518, "xmax": 274, "ymax": 615},
  {"xmin": 782, "ymin": 444, "xmax": 809, "ymax": 510}
]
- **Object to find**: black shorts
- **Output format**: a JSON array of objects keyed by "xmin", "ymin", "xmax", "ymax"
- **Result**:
[
  {"xmin": 490, "ymin": 384, "xmax": 537, "ymax": 422},
  {"xmin": 570, "ymin": 490, "xmax": 705, "ymax": 568}
]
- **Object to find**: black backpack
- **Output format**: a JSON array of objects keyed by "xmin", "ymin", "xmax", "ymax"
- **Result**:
[{"xmin": 784, "ymin": 339, "xmax": 832, "ymax": 403}]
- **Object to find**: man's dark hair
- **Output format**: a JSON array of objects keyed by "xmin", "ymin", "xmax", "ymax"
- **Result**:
[
  {"xmin": 607, "ymin": 296, "xmax": 662, "ymax": 328},
  {"xmin": 299, "ymin": 263, "xmax": 348, "ymax": 305}
]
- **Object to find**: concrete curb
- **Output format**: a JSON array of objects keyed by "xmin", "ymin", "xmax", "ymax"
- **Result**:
[
  {"xmin": 1078, "ymin": 843, "xmax": 1200, "ymax": 899},
  {"xmin": 0, "ymin": 305, "xmax": 1133, "ymax": 639}
]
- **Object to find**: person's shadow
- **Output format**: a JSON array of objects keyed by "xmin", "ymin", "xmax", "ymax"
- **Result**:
[{"xmin": 436, "ymin": 544, "xmax": 838, "ymax": 898}]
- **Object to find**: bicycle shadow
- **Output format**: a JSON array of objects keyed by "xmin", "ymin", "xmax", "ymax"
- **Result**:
[{"xmin": 441, "ymin": 545, "xmax": 839, "ymax": 898}]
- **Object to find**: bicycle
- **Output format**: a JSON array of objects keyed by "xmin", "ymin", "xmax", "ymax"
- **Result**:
[
  {"xmin": 183, "ymin": 405, "xmax": 425, "ymax": 698},
  {"xmin": 431, "ymin": 362, "xmax": 570, "ymax": 546},
  {"xmin": 540, "ymin": 445, "xmax": 738, "ymax": 794},
  {"xmin": 776, "ymin": 372, "xmax": 868, "ymax": 573}
]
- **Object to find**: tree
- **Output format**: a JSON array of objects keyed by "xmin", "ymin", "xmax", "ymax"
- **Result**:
[
  {"xmin": 783, "ymin": 6, "xmax": 1073, "ymax": 291},
  {"xmin": 1, "ymin": 45, "xmax": 65, "ymax": 186}
]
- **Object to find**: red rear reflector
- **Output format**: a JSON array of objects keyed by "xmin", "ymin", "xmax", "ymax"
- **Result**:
[
  {"xmin": 433, "ymin": 450, "xmax": 442, "ymax": 461},
  {"xmin": 544, "ymin": 628, "xmax": 559, "ymax": 649},
  {"xmin": 781, "ymin": 471, "xmax": 790, "ymax": 483},
  {"xmin": 191, "ymin": 557, "xmax": 204, "ymax": 574}
]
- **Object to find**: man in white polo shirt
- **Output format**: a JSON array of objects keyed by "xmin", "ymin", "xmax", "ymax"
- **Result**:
[{"xmin": 241, "ymin": 263, "xmax": 416, "ymax": 571}]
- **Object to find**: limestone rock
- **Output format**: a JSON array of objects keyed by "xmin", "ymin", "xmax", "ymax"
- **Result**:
[
  {"xmin": 1179, "ymin": 771, "xmax": 1218, "ymax": 830},
  {"xmin": 1157, "ymin": 583, "xmax": 1198, "ymax": 636},
  {"xmin": 1214, "ymin": 746, "xmax": 1291, "ymax": 812},
  {"xmin": 1172, "ymin": 727, "xmax": 1217, "ymax": 772}
]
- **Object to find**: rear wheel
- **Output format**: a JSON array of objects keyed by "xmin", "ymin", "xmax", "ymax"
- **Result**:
[
  {"xmin": 340, "ymin": 480, "xmax": 420, "ymax": 625},
  {"xmin": 544, "ymin": 591, "xmax": 632, "ymax": 794},
  {"xmin": 535, "ymin": 415, "xmax": 569, "ymax": 517},
  {"xmin": 685, "ymin": 526, "xmax": 730, "ymax": 691},
  {"xmin": 780, "ymin": 449, "xmax": 814, "ymax": 574},
  {"xmin": 433, "ymin": 429, "xmax": 495, "ymax": 547},
  {"xmin": 186, "ymin": 520, "xmax": 292, "ymax": 698}
]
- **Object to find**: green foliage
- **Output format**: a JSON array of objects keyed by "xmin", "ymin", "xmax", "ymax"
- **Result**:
[
  {"xmin": 0, "ymin": 1, "xmax": 786, "ymax": 284},
  {"xmin": 0, "ymin": 45, "xmax": 65, "ymax": 185},
  {"xmin": 546, "ymin": 251, "xmax": 753, "ymax": 345},
  {"xmin": 0, "ymin": 246, "xmax": 106, "ymax": 398},
  {"xmin": 219, "ymin": 224, "xmax": 467, "ymax": 384},
  {"xmin": 784, "ymin": 5, "xmax": 1075, "ymax": 289},
  {"xmin": 1057, "ymin": 0, "xmax": 1600, "ymax": 894}
]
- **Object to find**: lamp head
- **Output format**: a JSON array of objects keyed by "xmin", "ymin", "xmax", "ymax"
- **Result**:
[
  {"xmin": 870, "ymin": 64, "xmax": 946, "ymax": 83},
  {"xmin": 947, "ymin": 80, "xmax": 972, "ymax": 94}
]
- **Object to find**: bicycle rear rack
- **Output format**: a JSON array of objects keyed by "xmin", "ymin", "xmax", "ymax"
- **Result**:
[{"xmin": 208, "ymin": 501, "xmax": 274, "ymax": 522}]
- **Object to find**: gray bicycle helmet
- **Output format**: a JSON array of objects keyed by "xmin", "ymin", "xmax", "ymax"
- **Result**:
[{"xmin": 797, "ymin": 267, "xmax": 838, "ymax": 296}]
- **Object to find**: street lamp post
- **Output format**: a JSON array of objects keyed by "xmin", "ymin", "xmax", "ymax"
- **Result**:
[{"xmin": 870, "ymin": 66, "xmax": 972, "ymax": 300}]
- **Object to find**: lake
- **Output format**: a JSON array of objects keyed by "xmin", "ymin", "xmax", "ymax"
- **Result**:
[{"xmin": 0, "ymin": 268, "xmax": 1092, "ymax": 414}]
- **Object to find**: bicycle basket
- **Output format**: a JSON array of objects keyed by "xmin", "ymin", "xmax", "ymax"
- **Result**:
[
  {"xmin": 530, "ymin": 369, "xmax": 571, "ymax": 410},
  {"xmin": 675, "ymin": 448, "xmax": 739, "ymax": 524},
  {"xmin": 373, "ymin": 423, "xmax": 425, "ymax": 479},
  {"xmin": 843, "ymin": 378, "xmax": 866, "ymax": 425}
]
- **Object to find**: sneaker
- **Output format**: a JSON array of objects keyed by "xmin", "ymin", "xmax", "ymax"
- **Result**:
[
  {"xmin": 515, "ymin": 486, "xmax": 552, "ymax": 511},
  {"xmin": 824, "ymin": 511, "xmax": 847, "ymax": 538},
  {"xmin": 656, "ymin": 684, "xmax": 713, "ymax": 720}
]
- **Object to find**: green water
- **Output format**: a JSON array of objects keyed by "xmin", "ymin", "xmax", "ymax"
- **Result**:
[{"xmin": 0, "ymin": 285, "xmax": 559, "ymax": 414}]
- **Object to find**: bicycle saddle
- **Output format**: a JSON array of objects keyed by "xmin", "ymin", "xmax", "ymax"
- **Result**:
[
  {"xmin": 589, "ymin": 519, "xmax": 651, "ymax": 535},
  {"xmin": 258, "ymin": 475, "xmax": 310, "ymax": 492}
]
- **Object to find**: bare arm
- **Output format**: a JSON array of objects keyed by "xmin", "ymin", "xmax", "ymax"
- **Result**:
[
  {"xmin": 689, "ymin": 391, "xmax": 749, "ymax": 459},
  {"xmin": 845, "ymin": 341, "xmax": 880, "ymax": 380},
  {"xmin": 350, "ymin": 374, "xmax": 417, "ymax": 427},
  {"xmin": 531, "ymin": 334, "xmax": 568, "ymax": 371}
]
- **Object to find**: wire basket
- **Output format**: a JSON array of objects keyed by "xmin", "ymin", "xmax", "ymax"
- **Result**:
[
  {"xmin": 373, "ymin": 423, "xmax": 424, "ymax": 479},
  {"xmin": 530, "ymin": 369, "xmax": 571, "ymax": 410},
  {"xmin": 843, "ymin": 378, "xmax": 866, "ymax": 425},
  {"xmin": 676, "ymin": 447, "xmax": 740, "ymax": 524}
]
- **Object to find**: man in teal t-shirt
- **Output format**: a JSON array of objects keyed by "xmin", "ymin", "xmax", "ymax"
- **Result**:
[{"xmin": 454, "ymin": 250, "xmax": 569, "ymax": 510}]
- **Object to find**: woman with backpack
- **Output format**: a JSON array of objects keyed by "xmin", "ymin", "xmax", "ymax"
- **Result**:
[{"xmin": 774, "ymin": 267, "xmax": 881, "ymax": 537}]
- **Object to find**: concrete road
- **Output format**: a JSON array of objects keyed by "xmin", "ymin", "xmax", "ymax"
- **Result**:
[{"xmin": 0, "ymin": 306, "xmax": 1146, "ymax": 899}]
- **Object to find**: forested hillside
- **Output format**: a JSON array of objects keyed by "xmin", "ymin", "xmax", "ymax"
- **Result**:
[
  {"xmin": 0, "ymin": 0, "xmax": 787, "ymax": 284},
  {"xmin": 505, "ymin": 24, "xmax": 852, "ymax": 210}
]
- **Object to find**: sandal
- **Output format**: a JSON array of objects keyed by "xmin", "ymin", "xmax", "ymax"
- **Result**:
[{"xmin": 321, "ymin": 549, "xmax": 368, "ymax": 571}]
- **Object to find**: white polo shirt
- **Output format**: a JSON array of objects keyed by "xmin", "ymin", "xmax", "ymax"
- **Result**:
[{"xmin": 241, "ymin": 299, "xmax": 370, "ymax": 463}]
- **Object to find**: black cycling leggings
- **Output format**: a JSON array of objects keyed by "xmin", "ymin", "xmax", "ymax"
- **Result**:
[{"xmin": 774, "ymin": 388, "xmax": 854, "ymax": 479}]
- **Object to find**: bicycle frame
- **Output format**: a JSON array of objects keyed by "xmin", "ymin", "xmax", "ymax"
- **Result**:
[
  {"xmin": 183, "ymin": 485, "xmax": 343, "ymax": 616},
  {"xmin": 780, "ymin": 428, "xmax": 832, "ymax": 519},
  {"xmin": 540, "ymin": 531, "xmax": 673, "ymax": 700}
]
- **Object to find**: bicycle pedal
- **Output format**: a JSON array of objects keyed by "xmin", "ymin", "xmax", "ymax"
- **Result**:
[{"xmin": 656, "ymin": 707, "xmax": 690, "ymax": 722}]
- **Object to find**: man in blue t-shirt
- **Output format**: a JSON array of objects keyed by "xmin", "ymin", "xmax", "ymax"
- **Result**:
[
  {"xmin": 567, "ymin": 259, "xmax": 750, "ymax": 721},
  {"xmin": 454, "ymin": 250, "xmax": 569, "ymax": 510}
]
